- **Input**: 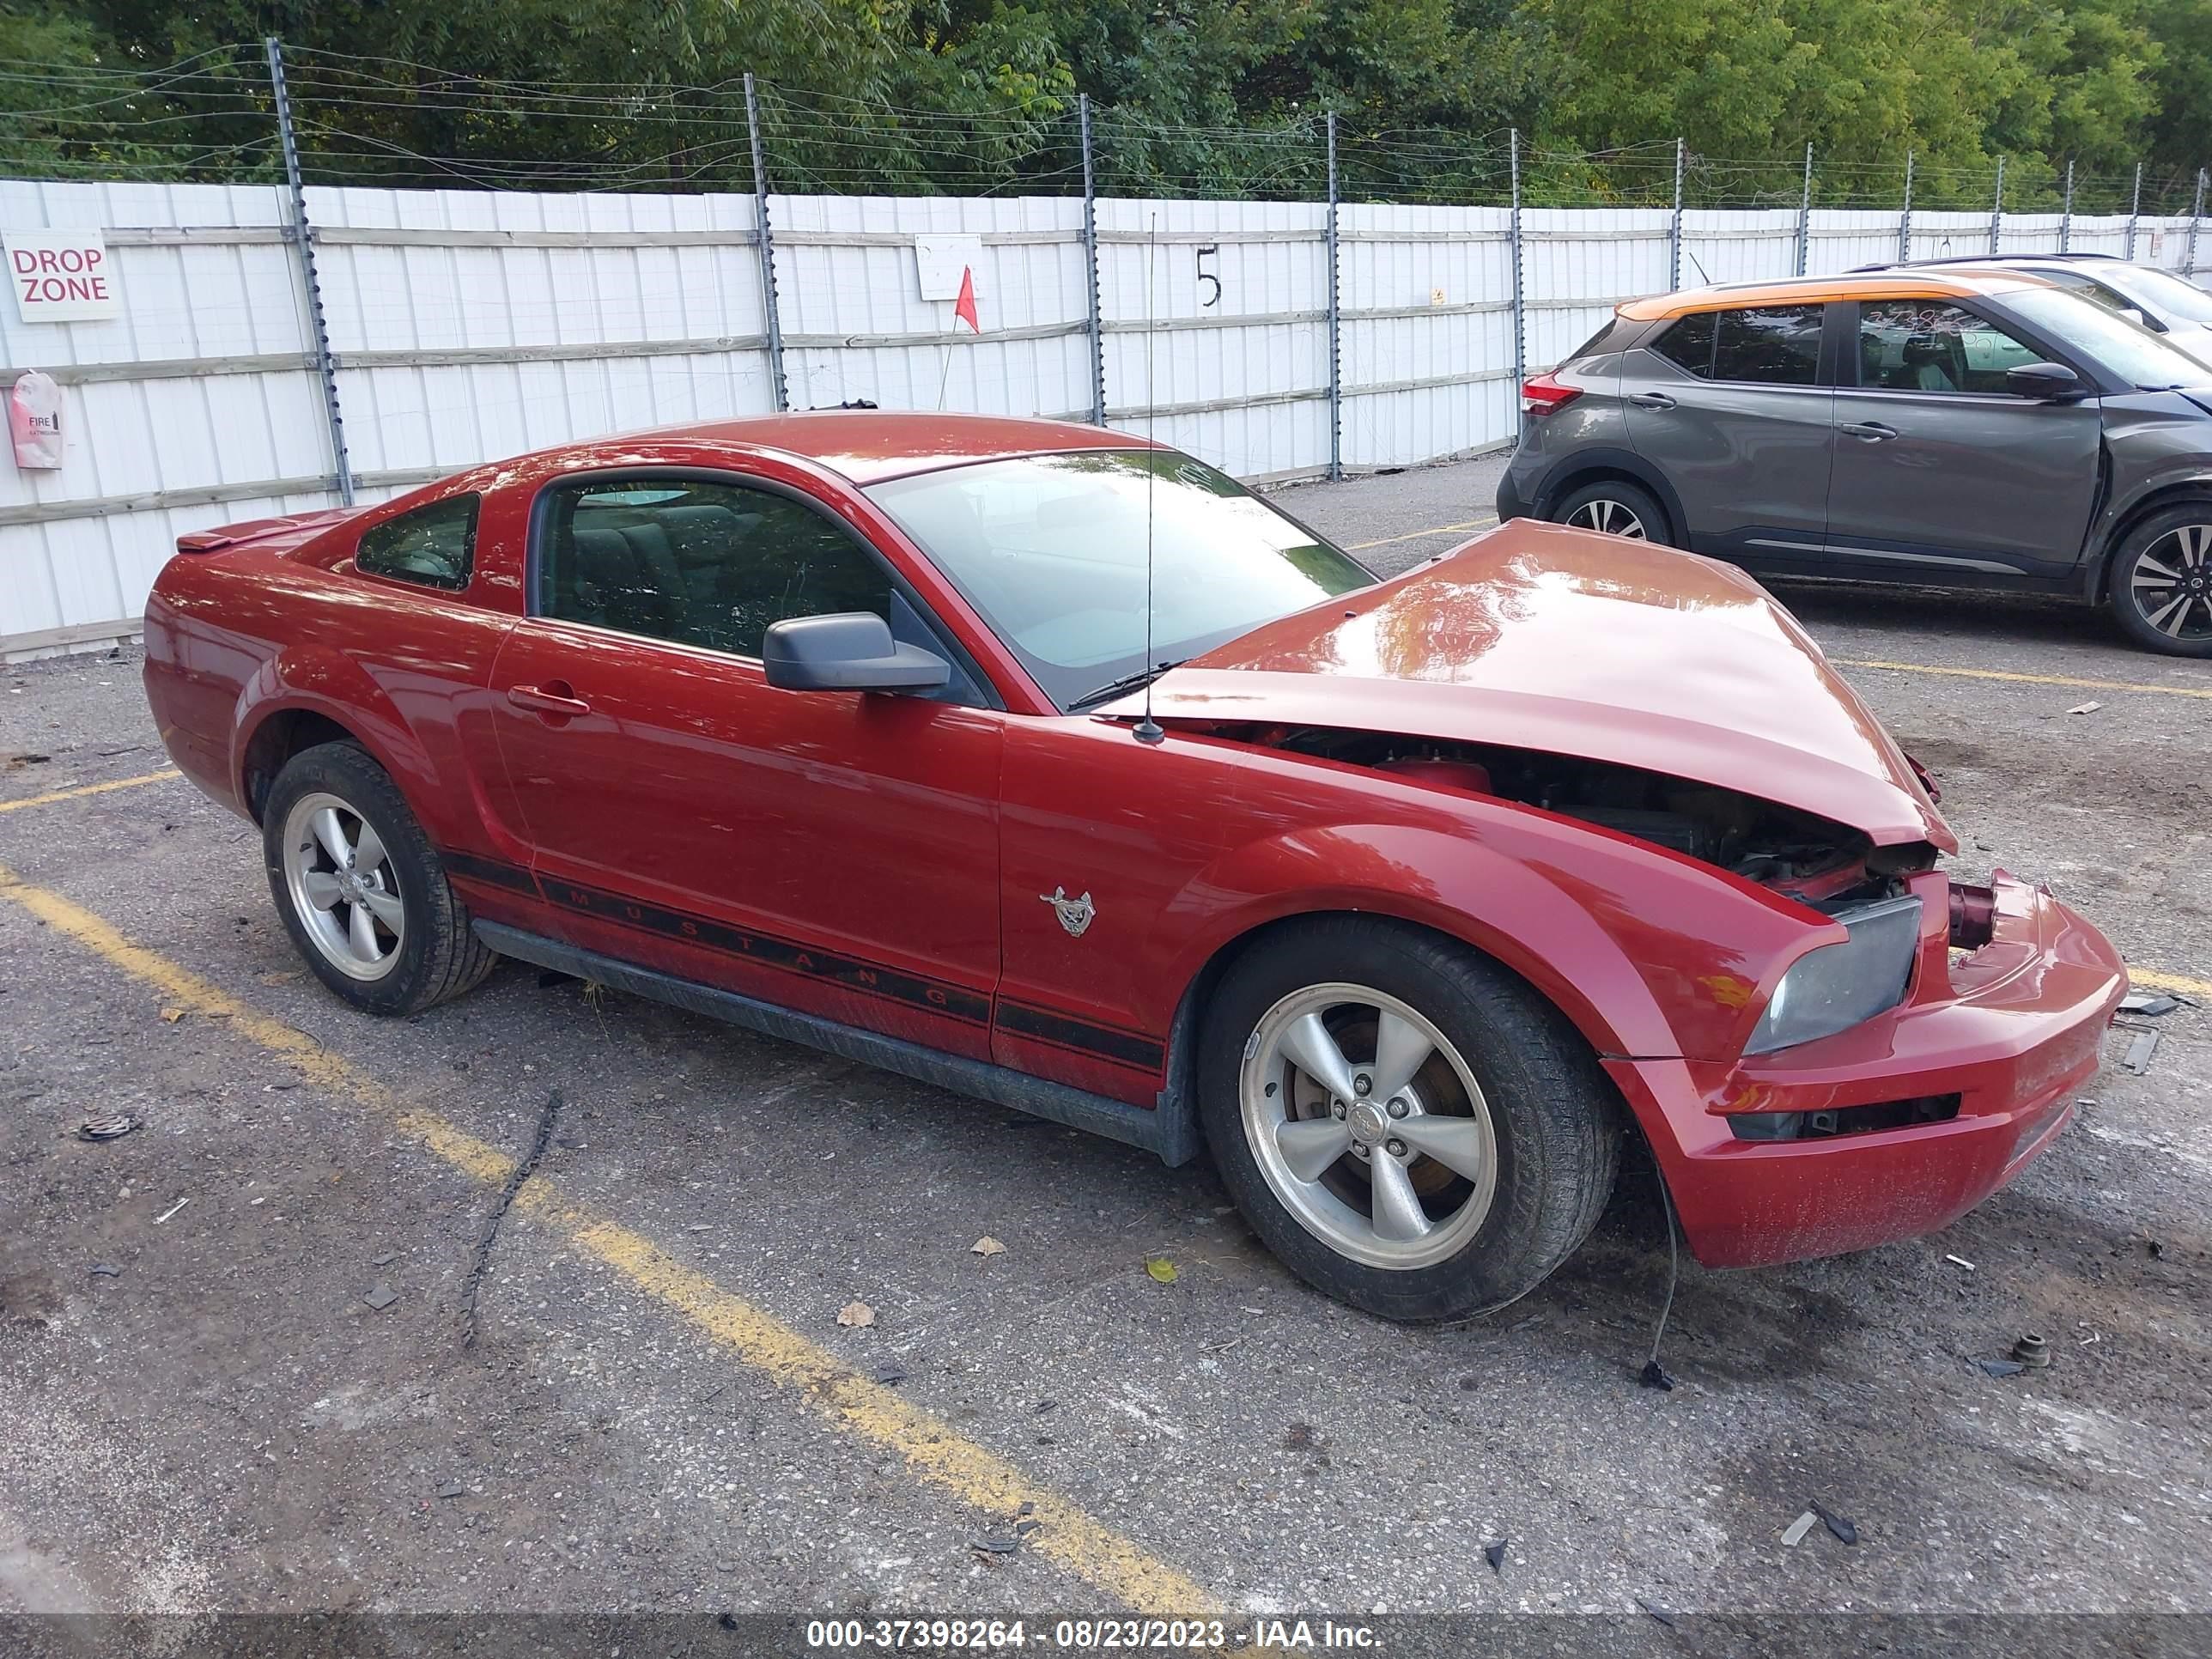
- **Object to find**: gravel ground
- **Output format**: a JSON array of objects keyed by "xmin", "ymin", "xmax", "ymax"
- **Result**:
[{"xmin": 1, "ymin": 453, "xmax": 2207, "ymax": 1644}]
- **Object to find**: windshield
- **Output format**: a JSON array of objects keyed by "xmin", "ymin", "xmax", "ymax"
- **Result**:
[
  {"xmin": 866, "ymin": 450, "xmax": 1373, "ymax": 710},
  {"xmin": 2006, "ymin": 286, "xmax": 2212, "ymax": 390},
  {"xmin": 2106, "ymin": 264, "xmax": 2212, "ymax": 327}
]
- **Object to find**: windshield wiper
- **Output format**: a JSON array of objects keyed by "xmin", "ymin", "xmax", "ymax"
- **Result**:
[{"xmin": 1067, "ymin": 659, "xmax": 1188, "ymax": 712}]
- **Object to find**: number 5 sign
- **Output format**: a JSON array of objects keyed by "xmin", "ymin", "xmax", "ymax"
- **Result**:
[{"xmin": 7, "ymin": 230, "xmax": 122, "ymax": 322}]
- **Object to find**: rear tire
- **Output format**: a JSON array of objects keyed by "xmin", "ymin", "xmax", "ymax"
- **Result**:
[
  {"xmin": 262, "ymin": 742, "xmax": 498, "ymax": 1016},
  {"xmin": 2109, "ymin": 504, "xmax": 2212, "ymax": 657},
  {"xmin": 1550, "ymin": 479, "xmax": 1672, "ymax": 545},
  {"xmin": 1198, "ymin": 917, "xmax": 1620, "ymax": 1322}
]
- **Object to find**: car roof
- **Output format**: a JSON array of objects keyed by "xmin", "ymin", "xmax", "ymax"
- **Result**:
[
  {"xmin": 1619, "ymin": 269, "xmax": 2047, "ymax": 320},
  {"xmin": 617, "ymin": 410, "xmax": 1156, "ymax": 484}
]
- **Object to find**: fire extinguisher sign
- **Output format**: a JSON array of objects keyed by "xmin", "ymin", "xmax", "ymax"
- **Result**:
[{"xmin": 6, "ymin": 230, "xmax": 121, "ymax": 322}]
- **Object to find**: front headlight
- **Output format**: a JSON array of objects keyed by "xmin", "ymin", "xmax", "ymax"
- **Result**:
[{"xmin": 1745, "ymin": 894, "xmax": 1923, "ymax": 1055}]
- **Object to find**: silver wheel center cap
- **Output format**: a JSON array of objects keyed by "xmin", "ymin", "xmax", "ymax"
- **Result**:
[{"xmin": 1347, "ymin": 1102, "xmax": 1389, "ymax": 1144}]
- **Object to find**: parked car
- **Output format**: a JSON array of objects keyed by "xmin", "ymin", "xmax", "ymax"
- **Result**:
[
  {"xmin": 1497, "ymin": 269, "xmax": 2212, "ymax": 654},
  {"xmin": 1861, "ymin": 254, "xmax": 2212, "ymax": 372},
  {"xmin": 144, "ymin": 413, "xmax": 2124, "ymax": 1322}
]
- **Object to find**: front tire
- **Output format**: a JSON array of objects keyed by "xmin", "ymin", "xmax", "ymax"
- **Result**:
[
  {"xmin": 262, "ymin": 742, "xmax": 497, "ymax": 1016},
  {"xmin": 1199, "ymin": 917, "xmax": 1620, "ymax": 1322},
  {"xmin": 1550, "ymin": 478, "xmax": 1671, "ymax": 545},
  {"xmin": 2110, "ymin": 506, "xmax": 2212, "ymax": 656}
]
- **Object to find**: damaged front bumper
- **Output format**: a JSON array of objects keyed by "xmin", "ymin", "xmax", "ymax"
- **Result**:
[{"xmin": 1607, "ymin": 872, "xmax": 2127, "ymax": 1270}]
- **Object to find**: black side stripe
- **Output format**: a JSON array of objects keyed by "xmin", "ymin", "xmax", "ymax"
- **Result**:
[
  {"xmin": 439, "ymin": 849, "xmax": 1164, "ymax": 1070},
  {"xmin": 442, "ymin": 848, "xmax": 541, "ymax": 896},
  {"xmin": 996, "ymin": 1000, "xmax": 1166, "ymax": 1073}
]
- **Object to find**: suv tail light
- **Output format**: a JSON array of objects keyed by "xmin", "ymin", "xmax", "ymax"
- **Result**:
[{"xmin": 1522, "ymin": 374, "xmax": 1582, "ymax": 417}]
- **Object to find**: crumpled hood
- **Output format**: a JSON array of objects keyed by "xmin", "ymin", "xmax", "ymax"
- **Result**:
[{"xmin": 1112, "ymin": 519, "xmax": 1954, "ymax": 850}]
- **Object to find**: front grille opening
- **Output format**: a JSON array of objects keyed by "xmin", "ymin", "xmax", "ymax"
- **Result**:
[{"xmin": 1729, "ymin": 1094, "xmax": 1963, "ymax": 1143}]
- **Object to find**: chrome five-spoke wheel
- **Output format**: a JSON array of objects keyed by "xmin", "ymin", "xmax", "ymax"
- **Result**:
[
  {"xmin": 1562, "ymin": 496, "xmax": 1647, "ymax": 538},
  {"xmin": 281, "ymin": 790, "xmax": 404, "ymax": 981},
  {"xmin": 2129, "ymin": 522, "xmax": 2212, "ymax": 644},
  {"xmin": 1239, "ymin": 982, "xmax": 1498, "ymax": 1272}
]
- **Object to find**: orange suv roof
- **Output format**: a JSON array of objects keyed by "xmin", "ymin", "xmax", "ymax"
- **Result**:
[{"xmin": 1620, "ymin": 269, "xmax": 2050, "ymax": 321}]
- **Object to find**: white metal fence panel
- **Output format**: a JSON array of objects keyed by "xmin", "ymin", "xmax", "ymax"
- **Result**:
[
  {"xmin": 308, "ymin": 185, "xmax": 773, "ymax": 489},
  {"xmin": 1096, "ymin": 198, "xmax": 1330, "ymax": 480},
  {"xmin": 773, "ymin": 194, "xmax": 1089, "ymax": 422},
  {"xmin": 0, "ymin": 179, "xmax": 329, "ymax": 650},
  {"xmin": 1680, "ymin": 209, "xmax": 1803, "ymax": 286},
  {"xmin": 1524, "ymin": 208, "xmax": 1671, "ymax": 374},
  {"xmin": 1340, "ymin": 204, "xmax": 1515, "ymax": 466}
]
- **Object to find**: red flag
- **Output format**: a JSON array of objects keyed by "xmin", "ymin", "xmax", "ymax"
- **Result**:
[{"xmin": 952, "ymin": 265, "xmax": 980, "ymax": 333}]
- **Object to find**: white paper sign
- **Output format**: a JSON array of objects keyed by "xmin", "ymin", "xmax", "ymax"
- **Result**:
[
  {"xmin": 914, "ymin": 234, "xmax": 983, "ymax": 302},
  {"xmin": 7, "ymin": 230, "xmax": 121, "ymax": 322}
]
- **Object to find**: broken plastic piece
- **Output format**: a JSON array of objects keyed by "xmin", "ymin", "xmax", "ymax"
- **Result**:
[
  {"xmin": 1945, "ymin": 1254, "xmax": 1977, "ymax": 1272},
  {"xmin": 971, "ymin": 1535, "xmax": 1019, "ymax": 1554},
  {"xmin": 363, "ymin": 1282, "xmax": 398, "ymax": 1311},
  {"xmin": 2118, "ymin": 992, "xmax": 2179, "ymax": 1017},
  {"xmin": 436, "ymin": 1481, "xmax": 465, "ymax": 1499},
  {"xmin": 1638, "ymin": 1601, "xmax": 1679, "ymax": 1630},
  {"xmin": 1812, "ymin": 1502, "xmax": 1858, "ymax": 1545},
  {"xmin": 1638, "ymin": 1358, "xmax": 1675, "ymax": 1392},
  {"xmin": 2122, "ymin": 1030, "xmax": 2160, "ymax": 1075},
  {"xmin": 1783, "ymin": 1510, "xmax": 1819, "ymax": 1547},
  {"xmin": 88, "ymin": 1263, "xmax": 120, "ymax": 1278},
  {"xmin": 1978, "ymin": 1358, "xmax": 2026, "ymax": 1377},
  {"xmin": 78, "ymin": 1114, "xmax": 140, "ymax": 1143},
  {"xmin": 871, "ymin": 1363, "xmax": 908, "ymax": 1386},
  {"xmin": 1484, "ymin": 1540, "xmax": 1506, "ymax": 1574}
]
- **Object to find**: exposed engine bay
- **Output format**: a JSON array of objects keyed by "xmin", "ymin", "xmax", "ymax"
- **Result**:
[{"xmin": 1221, "ymin": 726, "xmax": 1942, "ymax": 911}]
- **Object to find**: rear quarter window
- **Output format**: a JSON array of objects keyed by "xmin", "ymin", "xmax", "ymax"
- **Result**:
[{"xmin": 356, "ymin": 495, "xmax": 479, "ymax": 591}]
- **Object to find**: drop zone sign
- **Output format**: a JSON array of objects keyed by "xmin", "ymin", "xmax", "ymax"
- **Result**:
[{"xmin": 7, "ymin": 231, "xmax": 121, "ymax": 322}]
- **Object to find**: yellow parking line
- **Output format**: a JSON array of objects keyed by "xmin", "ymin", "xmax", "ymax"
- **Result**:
[
  {"xmin": 0, "ymin": 768, "xmax": 180, "ymax": 814},
  {"xmin": 0, "ymin": 860, "xmax": 1217, "ymax": 1618},
  {"xmin": 1349, "ymin": 515, "xmax": 1497, "ymax": 550},
  {"xmin": 2131, "ymin": 966, "xmax": 2212, "ymax": 1000},
  {"xmin": 1833, "ymin": 659, "xmax": 2212, "ymax": 702}
]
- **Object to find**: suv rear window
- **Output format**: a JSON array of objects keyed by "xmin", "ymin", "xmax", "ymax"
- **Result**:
[
  {"xmin": 1654, "ymin": 304, "xmax": 1824, "ymax": 386},
  {"xmin": 356, "ymin": 495, "xmax": 478, "ymax": 591}
]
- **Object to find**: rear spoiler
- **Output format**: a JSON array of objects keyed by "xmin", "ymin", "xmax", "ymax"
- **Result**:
[{"xmin": 175, "ymin": 507, "xmax": 361, "ymax": 555}]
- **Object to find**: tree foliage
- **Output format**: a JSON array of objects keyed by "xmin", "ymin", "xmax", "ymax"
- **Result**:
[{"xmin": 0, "ymin": 0, "xmax": 2199, "ymax": 198}]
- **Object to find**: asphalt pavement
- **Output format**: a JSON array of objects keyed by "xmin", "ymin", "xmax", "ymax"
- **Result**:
[{"xmin": 2, "ymin": 454, "xmax": 2207, "ymax": 1645}]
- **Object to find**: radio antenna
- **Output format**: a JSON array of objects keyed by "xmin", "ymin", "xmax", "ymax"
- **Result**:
[{"xmin": 1133, "ymin": 212, "xmax": 1164, "ymax": 746}]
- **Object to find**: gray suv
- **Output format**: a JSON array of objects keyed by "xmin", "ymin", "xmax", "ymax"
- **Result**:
[{"xmin": 1495, "ymin": 269, "xmax": 2212, "ymax": 654}]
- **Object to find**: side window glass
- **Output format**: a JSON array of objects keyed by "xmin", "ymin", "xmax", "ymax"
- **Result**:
[
  {"xmin": 1710, "ymin": 306, "xmax": 1823, "ymax": 385},
  {"xmin": 537, "ymin": 477, "xmax": 890, "ymax": 658},
  {"xmin": 1653, "ymin": 312, "xmax": 1716, "ymax": 378},
  {"xmin": 356, "ymin": 494, "xmax": 477, "ymax": 590},
  {"xmin": 1856, "ymin": 301, "xmax": 2040, "ymax": 395}
]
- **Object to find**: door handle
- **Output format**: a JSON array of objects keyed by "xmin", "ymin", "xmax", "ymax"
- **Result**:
[
  {"xmin": 506, "ymin": 682, "xmax": 592, "ymax": 719},
  {"xmin": 1840, "ymin": 421, "xmax": 1899, "ymax": 442},
  {"xmin": 1626, "ymin": 392, "xmax": 1677, "ymax": 410}
]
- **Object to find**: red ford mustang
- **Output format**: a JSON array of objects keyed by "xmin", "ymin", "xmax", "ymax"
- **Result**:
[{"xmin": 143, "ymin": 412, "xmax": 2126, "ymax": 1320}]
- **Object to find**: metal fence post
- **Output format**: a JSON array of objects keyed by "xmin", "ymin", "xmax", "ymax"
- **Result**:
[
  {"xmin": 1510, "ymin": 129, "xmax": 1525, "ymax": 392},
  {"xmin": 1795, "ymin": 143, "xmax": 1813, "ymax": 276},
  {"xmin": 744, "ymin": 74, "xmax": 788, "ymax": 411},
  {"xmin": 2060, "ymin": 158, "xmax": 2074, "ymax": 252},
  {"xmin": 1990, "ymin": 155, "xmax": 2005, "ymax": 255},
  {"xmin": 1079, "ymin": 94, "xmax": 1106, "ymax": 427},
  {"xmin": 2189, "ymin": 168, "xmax": 2208, "ymax": 277},
  {"xmin": 1899, "ymin": 149, "xmax": 1914, "ymax": 262},
  {"xmin": 1669, "ymin": 137, "xmax": 1685, "ymax": 290},
  {"xmin": 2126, "ymin": 161, "xmax": 2143, "ymax": 261},
  {"xmin": 1325, "ymin": 110, "xmax": 1342, "ymax": 483},
  {"xmin": 264, "ymin": 37, "xmax": 352, "ymax": 506}
]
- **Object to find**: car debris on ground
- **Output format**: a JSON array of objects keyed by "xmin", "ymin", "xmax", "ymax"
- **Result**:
[
  {"xmin": 837, "ymin": 1301, "xmax": 876, "ymax": 1328},
  {"xmin": 77, "ymin": 1113, "xmax": 139, "ymax": 1142},
  {"xmin": 2011, "ymin": 1334, "xmax": 2052, "ymax": 1369},
  {"xmin": 2122, "ymin": 1030, "xmax": 2160, "ymax": 1075}
]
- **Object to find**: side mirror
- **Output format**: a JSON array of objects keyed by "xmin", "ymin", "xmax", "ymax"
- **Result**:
[
  {"xmin": 762, "ymin": 612, "xmax": 951, "ymax": 694},
  {"xmin": 2005, "ymin": 361, "xmax": 2089, "ymax": 402}
]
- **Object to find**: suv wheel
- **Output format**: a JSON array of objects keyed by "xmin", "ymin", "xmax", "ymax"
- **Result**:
[
  {"xmin": 1199, "ymin": 917, "xmax": 1621, "ymax": 1322},
  {"xmin": 2111, "ymin": 506, "xmax": 2212, "ymax": 656},
  {"xmin": 1552, "ymin": 479, "xmax": 1670, "ymax": 544}
]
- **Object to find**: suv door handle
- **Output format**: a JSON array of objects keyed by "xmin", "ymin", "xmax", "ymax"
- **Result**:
[
  {"xmin": 1840, "ymin": 421, "xmax": 1899, "ymax": 442},
  {"xmin": 1626, "ymin": 392, "xmax": 1677, "ymax": 410},
  {"xmin": 507, "ymin": 682, "xmax": 592, "ymax": 719}
]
